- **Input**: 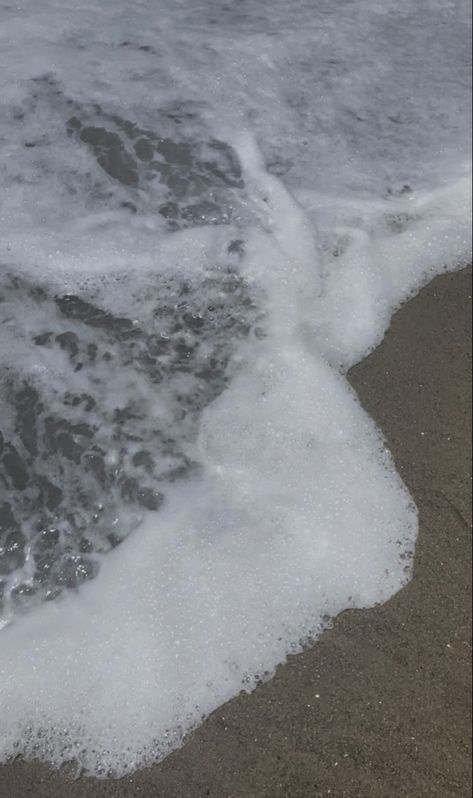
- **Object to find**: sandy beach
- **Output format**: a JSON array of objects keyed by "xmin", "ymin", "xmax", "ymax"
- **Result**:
[{"xmin": 0, "ymin": 264, "xmax": 471, "ymax": 798}]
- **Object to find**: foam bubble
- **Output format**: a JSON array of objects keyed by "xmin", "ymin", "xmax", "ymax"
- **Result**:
[{"xmin": 0, "ymin": 256, "xmax": 417, "ymax": 774}]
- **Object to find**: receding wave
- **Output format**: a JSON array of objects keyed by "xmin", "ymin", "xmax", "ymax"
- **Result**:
[{"xmin": 0, "ymin": 0, "xmax": 471, "ymax": 778}]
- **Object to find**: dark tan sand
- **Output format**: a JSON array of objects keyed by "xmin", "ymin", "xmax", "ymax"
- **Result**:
[{"xmin": 0, "ymin": 266, "xmax": 471, "ymax": 798}]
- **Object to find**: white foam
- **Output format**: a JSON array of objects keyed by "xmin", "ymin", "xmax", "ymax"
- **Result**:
[
  {"xmin": 0, "ymin": 0, "xmax": 471, "ymax": 778},
  {"xmin": 299, "ymin": 168, "xmax": 472, "ymax": 369},
  {"xmin": 0, "ymin": 245, "xmax": 417, "ymax": 773}
]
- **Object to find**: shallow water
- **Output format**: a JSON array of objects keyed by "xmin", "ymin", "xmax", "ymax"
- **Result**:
[{"xmin": 0, "ymin": 0, "xmax": 471, "ymax": 778}]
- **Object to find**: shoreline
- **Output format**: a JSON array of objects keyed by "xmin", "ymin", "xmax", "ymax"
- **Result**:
[{"xmin": 0, "ymin": 266, "xmax": 471, "ymax": 798}]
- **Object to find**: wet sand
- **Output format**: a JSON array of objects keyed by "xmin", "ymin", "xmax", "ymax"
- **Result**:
[{"xmin": 0, "ymin": 266, "xmax": 471, "ymax": 798}]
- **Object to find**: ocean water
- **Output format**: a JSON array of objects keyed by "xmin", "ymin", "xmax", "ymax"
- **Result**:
[{"xmin": 0, "ymin": 0, "xmax": 471, "ymax": 778}]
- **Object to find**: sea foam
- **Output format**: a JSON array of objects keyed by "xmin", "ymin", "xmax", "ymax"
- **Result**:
[{"xmin": 0, "ymin": 0, "xmax": 471, "ymax": 777}]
